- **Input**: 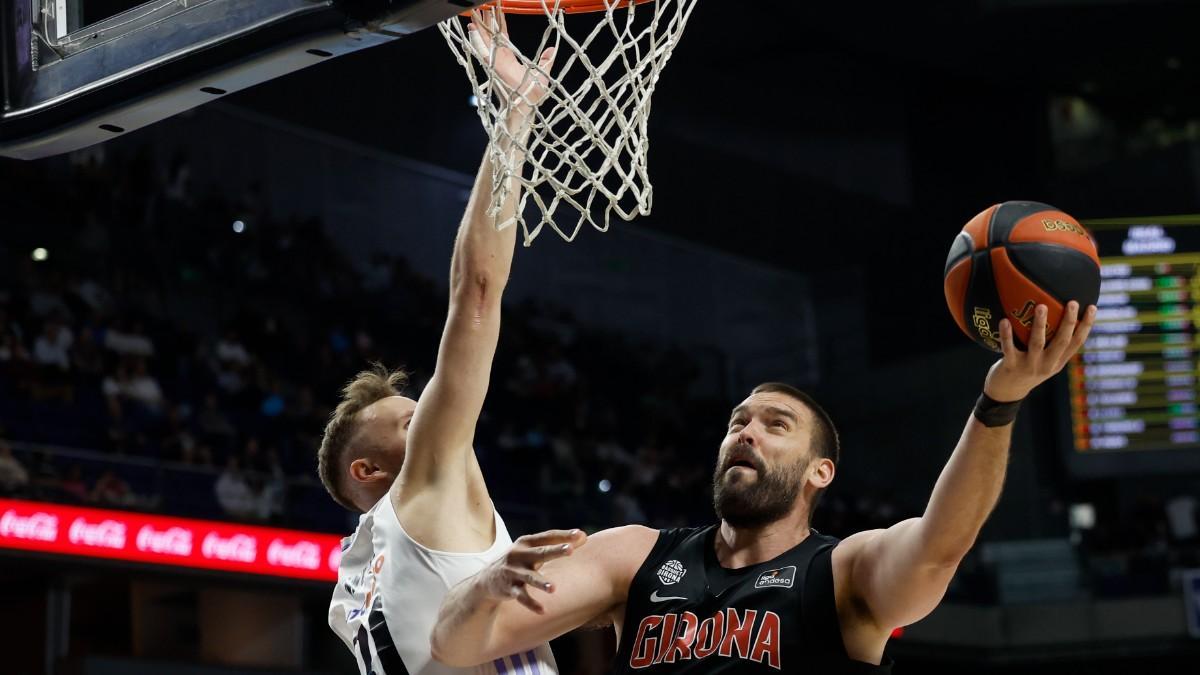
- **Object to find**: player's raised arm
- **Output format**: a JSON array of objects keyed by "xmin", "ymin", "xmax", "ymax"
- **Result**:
[
  {"xmin": 395, "ymin": 11, "xmax": 556, "ymax": 530},
  {"xmin": 430, "ymin": 526, "xmax": 656, "ymax": 667},
  {"xmin": 838, "ymin": 302, "xmax": 1097, "ymax": 633}
]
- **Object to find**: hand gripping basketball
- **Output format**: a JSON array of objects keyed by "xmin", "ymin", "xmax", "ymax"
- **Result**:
[
  {"xmin": 982, "ymin": 301, "xmax": 1097, "ymax": 403},
  {"xmin": 476, "ymin": 529, "xmax": 588, "ymax": 614}
]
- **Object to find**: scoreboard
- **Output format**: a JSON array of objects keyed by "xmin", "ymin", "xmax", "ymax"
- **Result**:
[{"xmin": 1067, "ymin": 217, "xmax": 1200, "ymax": 472}]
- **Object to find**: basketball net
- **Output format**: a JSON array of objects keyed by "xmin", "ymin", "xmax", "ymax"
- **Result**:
[{"xmin": 439, "ymin": 0, "xmax": 698, "ymax": 244}]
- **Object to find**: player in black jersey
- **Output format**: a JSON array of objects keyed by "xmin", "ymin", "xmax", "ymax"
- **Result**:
[{"xmin": 431, "ymin": 302, "xmax": 1097, "ymax": 672}]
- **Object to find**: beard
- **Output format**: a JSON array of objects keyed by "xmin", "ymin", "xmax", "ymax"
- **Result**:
[{"xmin": 711, "ymin": 446, "xmax": 806, "ymax": 529}]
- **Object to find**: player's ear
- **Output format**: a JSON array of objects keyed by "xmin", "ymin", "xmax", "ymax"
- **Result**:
[
  {"xmin": 348, "ymin": 456, "xmax": 385, "ymax": 484},
  {"xmin": 809, "ymin": 457, "xmax": 835, "ymax": 490}
]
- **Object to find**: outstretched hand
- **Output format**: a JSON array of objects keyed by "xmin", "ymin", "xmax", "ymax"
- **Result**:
[
  {"xmin": 468, "ymin": 8, "xmax": 557, "ymax": 112},
  {"xmin": 473, "ymin": 529, "xmax": 587, "ymax": 614},
  {"xmin": 983, "ymin": 301, "xmax": 1098, "ymax": 402}
]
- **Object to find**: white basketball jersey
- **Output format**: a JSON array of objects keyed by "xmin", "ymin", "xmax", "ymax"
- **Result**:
[{"xmin": 329, "ymin": 493, "xmax": 558, "ymax": 675}]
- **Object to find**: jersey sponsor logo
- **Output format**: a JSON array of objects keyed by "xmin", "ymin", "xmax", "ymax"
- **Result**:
[
  {"xmin": 754, "ymin": 565, "xmax": 796, "ymax": 589},
  {"xmin": 650, "ymin": 590, "xmax": 688, "ymax": 603},
  {"xmin": 347, "ymin": 553, "xmax": 386, "ymax": 622},
  {"xmin": 656, "ymin": 559, "xmax": 686, "ymax": 585},
  {"xmin": 629, "ymin": 608, "xmax": 781, "ymax": 670}
]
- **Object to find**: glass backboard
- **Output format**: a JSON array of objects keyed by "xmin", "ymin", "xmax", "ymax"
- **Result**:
[{"xmin": 1, "ymin": 0, "xmax": 479, "ymax": 159}]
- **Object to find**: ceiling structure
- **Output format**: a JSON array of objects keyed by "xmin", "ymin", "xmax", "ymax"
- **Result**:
[{"xmin": 222, "ymin": 0, "xmax": 1200, "ymax": 359}]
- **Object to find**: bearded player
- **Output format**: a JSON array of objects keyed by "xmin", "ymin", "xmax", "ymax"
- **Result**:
[
  {"xmin": 431, "ymin": 303, "xmax": 1097, "ymax": 672},
  {"xmin": 321, "ymin": 10, "xmax": 560, "ymax": 675}
]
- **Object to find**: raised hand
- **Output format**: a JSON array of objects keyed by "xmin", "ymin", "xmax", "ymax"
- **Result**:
[
  {"xmin": 983, "ymin": 301, "xmax": 1098, "ymax": 402},
  {"xmin": 473, "ymin": 529, "xmax": 587, "ymax": 614},
  {"xmin": 469, "ymin": 8, "xmax": 557, "ymax": 111}
]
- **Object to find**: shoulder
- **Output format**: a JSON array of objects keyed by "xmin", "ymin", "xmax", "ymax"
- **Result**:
[
  {"xmin": 829, "ymin": 529, "xmax": 886, "ymax": 614},
  {"xmin": 337, "ymin": 499, "xmax": 396, "ymax": 562},
  {"xmin": 621, "ymin": 524, "xmax": 714, "ymax": 582},
  {"xmin": 809, "ymin": 528, "xmax": 843, "ymax": 550},
  {"xmin": 587, "ymin": 525, "xmax": 661, "ymax": 557},
  {"xmin": 829, "ymin": 528, "xmax": 884, "ymax": 590},
  {"xmin": 657, "ymin": 523, "xmax": 716, "ymax": 549},
  {"xmin": 579, "ymin": 525, "xmax": 662, "ymax": 584},
  {"xmin": 831, "ymin": 528, "xmax": 881, "ymax": 564}
]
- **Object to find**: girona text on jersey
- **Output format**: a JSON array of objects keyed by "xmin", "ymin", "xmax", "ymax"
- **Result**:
[
  {"xmin": 611, "ymin": 525, "xmax": 893, "ymax": 673},
  {"xmin": 628, "ymin": 608, "xmax": 782, "ymax": 670}
]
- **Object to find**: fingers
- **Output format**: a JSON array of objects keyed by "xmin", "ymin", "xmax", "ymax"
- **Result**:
[
  {"xmin": 1059, "ymin": 304, "xmax": 1097, "ymax": 367},
  {"xmin": 483, "ymin": 7, "xmax": 503, "ymax": 38},
  {"xmin": 469, "ymin": 9, "xmax": 498, "ymax": 42},
  {"xmin": 511, "ymin": 584, "xmax": 545, "ymax": 614},
  {"xmin": 490, "ymin": 552, "xmax": 558, "ymax": 612},
  {"xmin": 1028, "ymin": 304, "xmax": 1048, "ymax": 353},
  {"xmin": 468, "ymin": 29, "xmax": 487, "ymax": 59},
  {"xmin": 510, "ymin": 543, "xmax": 579, "ymax": 568},
  {"xmin": 508, "ymin": 530, "xmax": 586, "ymax": 574},
  {"xmin": 521, "ymin": 569, "xmax": 554, "ymax": 593},
  {"xmin": 467, "ymin": 12, "xmax": 493, "ymax": 57},
  {"xmin": 999, "ymin": 317, "xmax": 1016, "ymax": 358},
  {"xmin": 519, "ymin": 529, "xmax": 587, "ymax": 548},
  {"xmin": 987, "ymin": 301, "xmax": 1097, "ymax": 400},
  {"xmin": 1044, "ymin": 301, "xmax": 1079, "ymax": 363},
  {"xmin": 538, "ymin": 46, "xmax": 557, "ymax": 71}
]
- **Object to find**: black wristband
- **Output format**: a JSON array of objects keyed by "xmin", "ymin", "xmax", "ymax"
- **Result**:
[{"xmin": 973, "ymin": 392, "xmax": 1023, "ymax": 427}]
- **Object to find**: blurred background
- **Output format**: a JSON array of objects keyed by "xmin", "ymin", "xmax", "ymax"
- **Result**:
[{"xmin": 4, "ymin": 0, "xmax": 1200, "ymax": 673}]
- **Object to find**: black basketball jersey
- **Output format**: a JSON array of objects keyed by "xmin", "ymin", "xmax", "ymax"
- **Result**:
[{"xmin": 611, "ymin": 525, "xmax": 893, "ymax": 674}]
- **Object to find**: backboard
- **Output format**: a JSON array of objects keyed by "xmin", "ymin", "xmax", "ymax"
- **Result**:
[{"xmin": 0, "ymin": 0, "xmax": 483, "ymax": 159}]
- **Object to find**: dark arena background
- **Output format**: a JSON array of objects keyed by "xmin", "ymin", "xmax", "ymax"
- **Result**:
[{"xmin": 4, "ymin": 1, "xmax": 1200, "ymax": 673}]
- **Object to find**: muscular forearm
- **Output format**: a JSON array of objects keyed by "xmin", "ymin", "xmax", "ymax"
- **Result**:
[
  {"xmin": 450, "ymin": 114, "xmax": 531, "ymax": 300},
  {"xmin": 852, "ymin": 307, "xmax": 1095, "ymax": 631},
  {"xmin": 431, "ymin": 577, "xmax": 505, "ymax": 667},
  {"xmin": 917, "ymin": 415, "xmax": 1012, "ymax": 564}
]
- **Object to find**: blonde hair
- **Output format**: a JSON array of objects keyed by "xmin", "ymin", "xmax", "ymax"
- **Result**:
[{"xmin": 318, "ymin": 363, "xmax": 409, "ymax": 511}]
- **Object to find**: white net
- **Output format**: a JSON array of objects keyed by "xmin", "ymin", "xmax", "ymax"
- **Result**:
[{"xmin": 439, "ymin": 0, "xmax": 698, "ymax": 245}]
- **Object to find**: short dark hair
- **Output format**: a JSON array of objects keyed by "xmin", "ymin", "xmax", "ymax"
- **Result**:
[
  {"xmin": 317, "ymin": 363, "xmax": 408, "ymax": 512},
  {"xmin": 750, "ymin": 382, "xmax": 839, "ymax": 511}
]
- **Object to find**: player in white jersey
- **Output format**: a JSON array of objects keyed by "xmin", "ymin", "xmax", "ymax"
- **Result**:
[{"xmin": 319, "ymin": 9, "xmax": 560, "ymax": 674}]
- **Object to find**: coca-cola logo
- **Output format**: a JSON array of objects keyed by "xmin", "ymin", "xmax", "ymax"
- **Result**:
[
  {"xmin": 0, "ymin": 510, "xmax": 58, "ymax": 542},
  {"xmin": 201, "ymin": 532, "xmax": 257, "ymax": 563},
  {"xmin": 136, "ymin": 525, "xmax": 193, "ymax": 557},
  {"xmin": 267, "ymin": 539, "xmax": 321, "ymax": 570},
  {"xmin": 68, "ymin": 517, "xmax": 126, "ymax": 550}
]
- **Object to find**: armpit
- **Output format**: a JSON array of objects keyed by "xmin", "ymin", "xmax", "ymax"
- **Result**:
[{"xmin": 579, "ymin": 614, "xmax": 615, "ymax": 630}]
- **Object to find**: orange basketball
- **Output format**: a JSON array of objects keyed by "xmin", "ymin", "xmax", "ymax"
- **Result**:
[{"xmin": 943, "ymin": 201, "xmax": 1100, "ymax": 351}]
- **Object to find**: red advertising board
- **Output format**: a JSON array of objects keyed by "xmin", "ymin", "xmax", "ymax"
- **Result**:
[{"xmin": 0, "ymin": 498, "xmax": 342, "ymax": 582}]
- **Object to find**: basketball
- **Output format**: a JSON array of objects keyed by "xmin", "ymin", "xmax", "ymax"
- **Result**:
[
  {"xmin": 8, "ymin": 1, "xmax": 1199, "ymax": 672},
  {"xmin": 943, "ymin": 201, "xmax": 1101, "ymax": 351}
]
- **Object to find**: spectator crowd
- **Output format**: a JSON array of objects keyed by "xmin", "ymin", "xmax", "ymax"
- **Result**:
[
  {"xmin": 0, "ymin": 143, "xmax": 792, "ymax": 535},
  {"xmin": 3, "ymin": 142, "xmax": 1198, "ymax": 607}
]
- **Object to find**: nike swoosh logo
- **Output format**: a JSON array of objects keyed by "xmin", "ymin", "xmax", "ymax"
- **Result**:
[{"xmin": 650, "ymin": 590, "xmax": 687, "ymax": 603}]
